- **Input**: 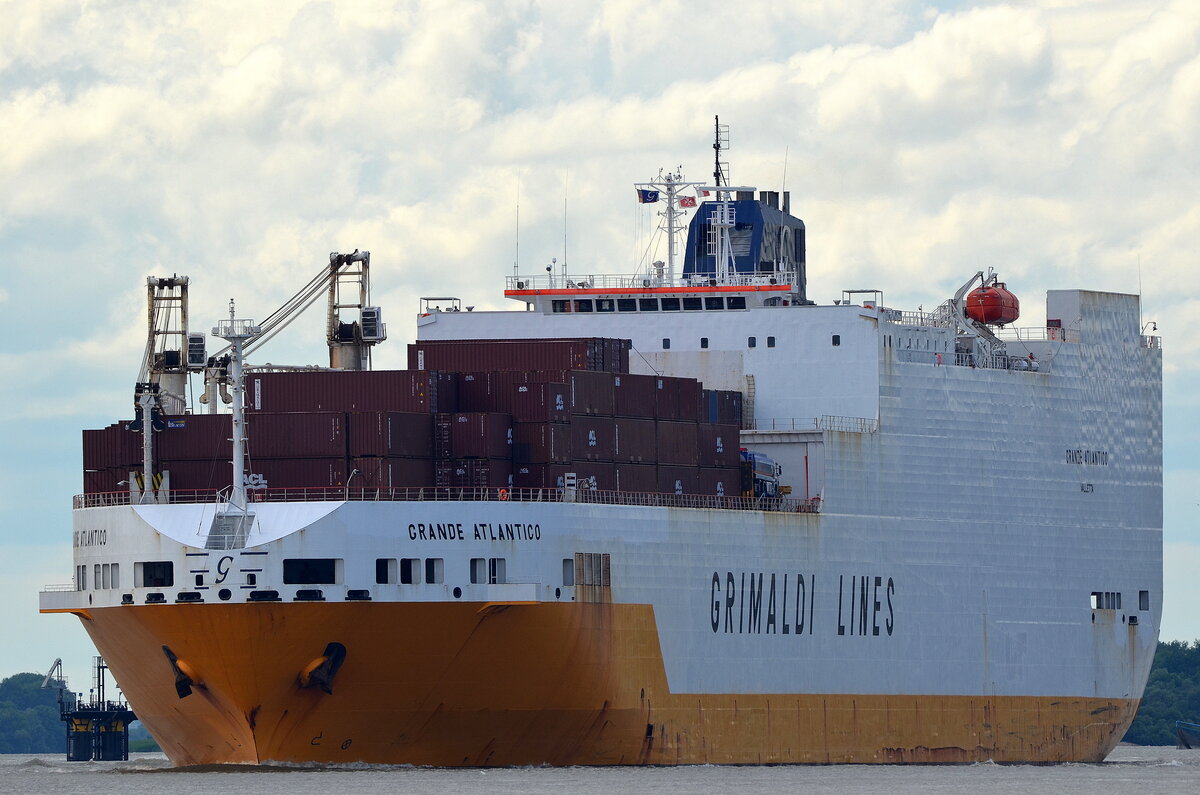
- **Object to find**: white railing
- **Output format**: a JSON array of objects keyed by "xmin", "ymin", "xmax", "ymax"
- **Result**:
[
  {"xmin": 41, "ymin": 583, "xmax": 76, "ymax": 593},
  {"xmin": 74, "ymin": 486, "xmax": 819, "ymax": 514},
  {"xmin": 993, "ymin": 326, "xmax": 1080, "ymax": 343},
  {"xmin": 1142, "ymin": 335, "xmax": 1162, "ymax": 350},
  {"xmin": 750, "ymin": 416, "xmax": 877, "ymax": 433},
  {"xmin": 505, "ymin": 272, "xmax": 796, "ymax": 292}
]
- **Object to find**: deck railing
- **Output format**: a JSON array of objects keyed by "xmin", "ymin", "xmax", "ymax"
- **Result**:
[{"xmin": 74, "ymin": 487, "xmax": 820, "ymax": 513}]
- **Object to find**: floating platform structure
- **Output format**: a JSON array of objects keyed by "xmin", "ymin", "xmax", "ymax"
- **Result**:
[{"xmin": 43, "ymin": 657, "xmax": 136, "ymax": 761}]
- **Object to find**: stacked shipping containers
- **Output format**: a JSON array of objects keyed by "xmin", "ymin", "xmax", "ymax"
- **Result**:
[{"xmin": 82, "ymin": 338, "xmax": 746, "ymax": 498}]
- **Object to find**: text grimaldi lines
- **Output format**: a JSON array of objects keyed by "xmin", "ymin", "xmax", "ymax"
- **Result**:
[{"xmin": 710, "ymin": 571, "xmax": 895, "ymax": 637}]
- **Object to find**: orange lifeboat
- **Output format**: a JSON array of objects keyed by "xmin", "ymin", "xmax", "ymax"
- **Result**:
[{"xmin": 965, "ymin": 283, "xmax": 1020, "ymax": 325}]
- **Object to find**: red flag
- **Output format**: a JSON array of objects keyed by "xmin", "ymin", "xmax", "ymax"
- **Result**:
[
  {"xmin": 697, "ymin": 188, "xmax": 711, "ymax": 197},
  {"xmin": 679, "ymin": 196, "xmax": 697, "ymax": 208}
]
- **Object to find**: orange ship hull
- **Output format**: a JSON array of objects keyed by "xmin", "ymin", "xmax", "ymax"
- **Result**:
[{"xmin": 50, "ymin": 602, "xmax": 1137, "ymax": 766}]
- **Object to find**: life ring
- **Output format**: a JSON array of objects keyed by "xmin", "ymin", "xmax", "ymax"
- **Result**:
[{"xmin": 498, "ymin": 488, "xmax": 509, "ymax": 501}]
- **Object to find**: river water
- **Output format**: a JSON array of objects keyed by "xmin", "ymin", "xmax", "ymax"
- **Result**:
[{"xmin": 3, "ymin": 746, "xmax": 1198, "ymax": 794}]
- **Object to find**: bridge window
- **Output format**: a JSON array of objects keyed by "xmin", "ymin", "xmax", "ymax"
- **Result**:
[
  {"xmin": 617, "ymin": 298, "xmax": 637, "ymax": 312},
  {"xmin": 283, "ymin": 558, "xmax": 339, "ymax": 585},
  {"xmin": 138, "ymin": 561, "xmax": 174, "ymax": 588},
  {"xmin": 596, "ymin": 299, "xmax": 615, "ymax": 312},
  {"xmin": 639, "ymin": 298, "xmax": 659, "ymax": 311},
  {"xmin": 705, "ymin": 297, "xmax": 724, "ymax": 310},
  {"xmin": 552, "ymin": 300, "xmax": 570, "ymax": 313},
  {"xmin": 683, "ymin": 297, "xmax": 703, "ymax": 311},
  {"xmin": 727, "ymin": 296, "xmax": 746, "ymax": 310},
  {"xmin": 661, "ymin": 297, "xmax": 681, "ymax": 311},
  {"xmin": 573, "ymin": 299, "xmax": 593, "ymax": 312}
]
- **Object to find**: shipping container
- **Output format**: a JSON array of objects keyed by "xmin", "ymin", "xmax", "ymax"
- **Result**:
[
  {"xmin": 613, "ymin": 417, "xmax": 657, "ymax": 463},
  {"xmin": 450, "ymin": 413, "xmax": 513, "ymax": 459},
  {"xmin": 717, "ymin": 389, "xmax": 744, "ymax": 425},
  {"xmin": 246, "ymin": 370, "xmax": 454, "ymax": 414},
  {"xmin": 83, "ymin": 466, "xmax": 130, "ymax": 495},
  {"xmin": 155, "ymin": 415, "xmax": 230, "ymax": 461},
  {"xmin": 450, "ymin": 458, "xmax": 513, "ymax": 488},
  {"xmin": 656, "ymin": 420, "xmax": 700, "ymax": 466},
  {"xmin": 512, "ymin": 421, "xmax": 571, "ymax": 464},
  {"xmin": 570, "ymin": 415, "xmax": 615, "ymax": 461},
  {"xmin": 247, "ymin": 412, "xmax": 346, "ymax": 459},
  {"xmin": 698, "ymin": 466, "xmax": 742, "ymax": 497},
  {"xmin": 614, "ymin": 463, "xmax": 657, "ymax": 493},
  {"xmin": 409, "ymin": 338, "xmax": 629, "ymax": 373},
  {"xmin": 245, "ymin": 457, "xmax": 349, "ymax": 490},
  {"xmin": 613, "ymin": 373, "xmax": 658, "ymax": 418},
  {"xmin": 433, "ymin": 414, "xmax": 453, "ymax": 459},
  {"xmin": 456, "ymin": 371, "xmax": 529, "ymax": 413},
  {"xmin": 512, "ymin": 381, "xmax": 570, "ymax": 423},
  {"xmin": 658, "ymin": 465, "xmax": 700, "ymax": 495},
  {"xmin": 83, "ymin": 422, "xmax": 141, "ymax": 470},
  {"xmin": 158, "ymin": 459, "xmax": 233, "ymax": 493},
  {"xmin": 347, "ymin": 411, "xmax": 433, "ymax": 458},
  {"xmin": 697, "ymin": 423, "xmax": 742, "ymax": 467},
  {"xmin": 512, "ymin": 461, "xmax": 616, "ymax": 491},
  {"xmin": 351, "ymin": 456, "xmax": 434, "ymax": 489}
]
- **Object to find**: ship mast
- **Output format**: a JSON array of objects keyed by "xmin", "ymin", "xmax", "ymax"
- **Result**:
[{"xmin": 636, "ymin": 168, "xmax": 704, "ymax": 282}]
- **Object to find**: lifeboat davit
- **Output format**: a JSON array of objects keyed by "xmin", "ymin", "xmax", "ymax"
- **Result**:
[{"xmin": 965, "ymin": 283, "xmax": 1020, "ymax": 326}]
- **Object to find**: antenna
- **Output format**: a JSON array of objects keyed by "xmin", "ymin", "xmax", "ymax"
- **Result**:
[
  {"xmin": 713, "ymin": 115, "xmax": 730, "ymax": 195},
  {"xmin": 782, "ymin": 145, "xmax": 789, "ymax": 196},
  {"xmin": 514, "ymin": 170, "xmax": 521, "ymax": 276},
  {"xmin": 563, "ymin": 170, "xmax": 568, "ymax": 272}
]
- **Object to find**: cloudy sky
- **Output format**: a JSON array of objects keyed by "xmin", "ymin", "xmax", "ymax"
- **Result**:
[{"xmin": 1, "ymin": 0, "xmax": 1196, "ymax": 687}]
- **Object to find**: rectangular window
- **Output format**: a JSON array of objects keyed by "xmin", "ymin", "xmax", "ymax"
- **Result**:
[
  {"xmin": 138, "ymin": 561, "xmax": 174, "ymax": 588},
  {"xmin": 747, "ymin": 336, "xmax": 757, "ymax": 348},
  {"xmin": 662, "ymin": 338, "xmax": 671, "ymax": 350},
  {"xmin": 705, "ymin": 297, "xmax": 724, "ymax": 310},
  {"xmin": 1091, "ymin": 592, "xmax": 1101, "ymax": 609},
  {"xmin": 574, "ymin": 552, "xmax": 612, "ymax": 586},
  {"xmin": 1116, "ymin": 592, "xmax": 1122, "ymax": 610},
  {"xmin": 617, "ymin": 298, "xmax": 637, "ymax": 312},
  {"xmin": 573, "ymin": 299, "xmax": 593, "ymax": 312},
  {"xmin": 283, "ymin": 558, "xmax": 338, "ymax": 585},
  {"xmin": 95, "ymin": 564, "xmax": 101, "ymax": 591},
  {"xmin": 832, "ymin": 334, "xmax": 841, "ymax": 346},
  {"xmin": 489, "ymin": 558, "xmax": 507, "ymax": 584},
  {"xmin": 639, "ymin": 298, "xmax": 659, "ymax": 311},
  {"xmin": 727, "ymin": 296, "xmax": 746, "ymax": 310},
  {"xmin": 767, "ymin": 336, "xmax": 776, "ymax": 348},
  {"xmin": 80, "ymin": 566, "xmax": 86, "ymax": 590},
  {"xmin": 682, "ymin": 297, "xmax": 703, "ymax": 311},
  {"xmin": 596, "ymin": 299, "xmax": 615, "ymax": 312},
  {"xmin": 563, "ymin": 558, "xmax": 575, "ymax": 586},
  {"xmin": 400, "ymin": 558, "xmax": 420, "ymax": 584},
  {"xmin": 425, "ymin": 558, "xmax": 444, "ymax": 584},
  {"xmin": 660, "ymin": 297, "xmax": 680, "ymax": 311},
  {"xmin": 470, "ymin": 558, "xmax": 487, "ymax": 584},
  {"xmin": 551, "ymin": 299, "xmax": 570, "ymax": 313},
  {"xmin": 700, "ymin": 337, "xmax": 709, "ymax": 349},
  {"xmin": 194, "ymin": 573, "xmax": 203, "ymax": 587},
  {"xmin": 376, "ymin": 558, "xmax": 396, "ymax": 584},
  {"xmin": 1140, "ymin": 590, "xmax": 1150, "ymax": 611},
  {"xmin": 110, "ymin": 563, "xmax": 119, "ymax": 589},
  {"xmin": 102, "ymin": 563, "xmax": 111, "ymax": 590}
]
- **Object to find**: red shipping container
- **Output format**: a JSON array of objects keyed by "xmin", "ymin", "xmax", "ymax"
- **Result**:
[
  {"xmin": 451, "ymin": 458, "xmax": 513, "ymax": 488},
  {"xmin": 567, "ymin": 370, "xmax": 615, "ymax": 416},
  {"xmin": 676, "ymin": 377, "xmax": 703, "ymax": 422},
  {"xmin": 348, "ymin": 411, "xmax": 433, "ymax": 458},
  {"xmin": 570, "ymin": 415, "xmax": 615, "ymax": 461},
  {"xmin": 615, "ymin": 463, "xmax": 657, "ymax": 493},
  {"xmin": 451, "ymin": 413, "xmax": 512, "ymax": 459},
  {"xmin": 512, "ymin": 421, "xmax": 571, "ymax": 464},
  {"xmin": 656, "ymin": 420, "xmax": 700, "ymax": 466},
  {"xmin": 410, "ymin": 338, "xmax": 629, "ymax": 373},
  {"xmin": 156, "ymin": 414, "xmax": 230, "ymax": 461},
  {"xmin": 159, "ymin": 459, "xmax": 233, "ymax": 493},
  {"xmin": 655, "ymin": 376, "xmax": 702, "ymax": 420},
  {"xmin": 245, "ymin": 457, "xmax": 348, "ymax": 490},
  {"xmin": 83, "ymin": 422, "xmax": 141, "ymax": 470},
  {"xmin": 246, "ymin": 370, "xmax": 452, "ymax": 414},
  {"xmin": 613, "ymin": 417, "xmax": 657, "ymax": 463},
  {"xmin": 83, "ymin": 466, "xmax": 129, "ymax": 495},
  {"xmin": 351, "ymin": 456, "xmax": 434, "ymax": 489},
  {"xmin": 658, "ymin": 465, "xmax": 700, "ymax": 495},
  {"xmin": 717, "ymin": 390, "xmax": 744, "ymax": 425},
  {"xmin": 433, "ymin": 414, "xmax": 453, "ymax": 459},
  {"xmin": 698, "ymin": 423, "xmax": 742, "ymax": 467},
  {"xmin": 513, "ymin": 461, "xmax": 616, "ymax": 490},
  {"xmin": 699, "ymin": 467, "xmax": 742, "ymax": 497},
  {"xmin": 512, "ymin": 381, "xmax": 570, "ymax": 423},
  {"xmin": 613, "ymin": 373, "xmax": 658, "ymax": 418},
  {"xmin": 435, "ymin": 460, "xmax": 453, "ymax": 487},
  {"xmin": 247, "ymin": 412, "xmax": 346, "ymax": 459}
]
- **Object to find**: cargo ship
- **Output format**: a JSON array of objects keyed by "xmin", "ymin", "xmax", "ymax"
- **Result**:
[{"xmin": 42, "ymin": 140, "xmax": 1163, "ymax": 765}]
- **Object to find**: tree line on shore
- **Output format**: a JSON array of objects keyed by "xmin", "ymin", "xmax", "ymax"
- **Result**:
[{"xmin": 2, "ymin": 640, "xmax": 1200, "ymax": 752}]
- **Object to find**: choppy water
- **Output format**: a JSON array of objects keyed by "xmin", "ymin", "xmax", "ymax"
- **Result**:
[{"xmin": 3, "ymin": 746, "xmax": 1199, "ymax": 794}]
